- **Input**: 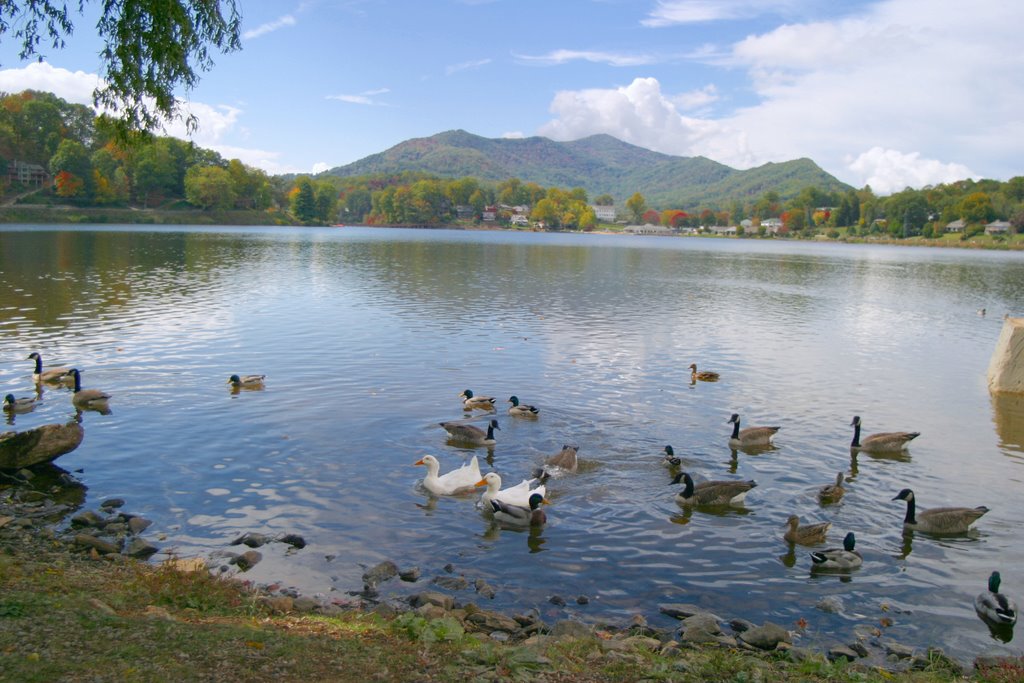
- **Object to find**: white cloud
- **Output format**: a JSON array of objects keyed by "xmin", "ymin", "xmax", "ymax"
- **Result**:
[
  {"xmin": 501, "ymin": 131, "xmax": 525, "ymax": 139},
  {"xmin": 516, "ymin": 49, "xmax": 657, "ymax": 67},
  {"xmin": 445, "ymin": 58, "xmax": 492, "ymax": 76},
  {"xmin": 327, "ymin": 88, "xmax": 390, "ymax": 105},
  {"xmin": 311, "ymin": 162, "xmax": 330, "ymax": 174},
  {"xmin": 642, "ymin": 0, "xmax": 797, "ymax": 26},
  {"xmin": 0, "ymin": 62, "xmax": 100, "ymax": 105},
  {"xmin": 671, "ymin": 85, "xmax": 718, "ymax": 111},
  {"xmin": 243, "ymin": 15, "xmax": 296, "ymax": 40},
  {"xmin": 846, "ymin": 148, "xmax": 974, "ymax": 195}
]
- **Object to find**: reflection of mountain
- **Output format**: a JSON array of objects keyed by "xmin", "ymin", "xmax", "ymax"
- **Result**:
[{"xmin": 991, "ymin": 392, "xmax": 1024, "ymax": 455}]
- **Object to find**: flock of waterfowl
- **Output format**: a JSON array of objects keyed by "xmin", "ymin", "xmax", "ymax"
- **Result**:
[{"xmin": 3, "ymin": 352, "xmax": 114, "ymax": 416}]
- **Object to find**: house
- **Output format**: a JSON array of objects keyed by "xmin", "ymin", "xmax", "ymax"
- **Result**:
[
  {"xmin": 510, "ymin": 214, "xmax": 529, "ymax": 227},
  {"xmin": 455, "ymin": 205, "xmax": 475, "ymax": 220},
  {"xmin": 739, "ymin": 219, "xmax": 754, "ymax": 230},
  {"xmin": 985, "ymin": 220, "xmax": 1011, "ymax": 235},
  {"xmin": 481, "ymin": 205, "xmax": 498, "ymax": 223},
  {"xmin": 945, "ymin": 219, "xmax": 965, "ymax": 233},
  {"xmin": 707, "ymin": 225, "xmax": 737, "ymax": 236},
  {"xmin": 761, "ymin": 218, "xmax": 783, "ymax": 234},
  {"xmin": 7, "ymin": 160, "xmax": 48, "ymax": 186},
  {"xmin": 591, "ymin": 205, "xmax": 616, "ymax": 223},
  {"xmin": 625, "ymin": 223, "xmax": 672, "ymax": 235}
]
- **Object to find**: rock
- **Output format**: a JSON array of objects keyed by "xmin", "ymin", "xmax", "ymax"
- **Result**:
[
  {"xmin": 409, "ymin": 591, "xmax": 454, "ymax": 611},
  {"xmin": 828, "ymin": 645, "xmax": 860, "ymax": 662},
  {"xmin": 432, "ymin": 575, "xmax": 467, "ymax": 591},
  {"xmin": 73, "ymin": 533, "xmax": 120, "ymax": 554},
  {"xmin": 416, "ymin": 603, "xmax": 448, "ymax": 620},
  {"xmin": 230, "ymin": 550, "xmax": 262, "ymax": 571},
  {"xmin": 883, "ymin": 640, "xmax": 915, "ymax": 659},
  {"xmin": 729, "ymin": 618, "xmax": 755, "ymax": 633},
  {"xmin": 231, "ymin": 532, "xmax": 272, "ymax": 548},
  {"xmin": 259, "ymin": 596, "xmax": 294, "ymax": 614},
  {"xmin": 124, "ymin": 537, "xmax": 159, "ymax": 559},
  {"xmin": 399, "ymin": 567, "xmax": 421, "ymax": 582},
  {"xmin": 0, "ymin": 422, "xmax": 84, "ymax": 469},
  {"xmin": 659, "ymin": 603, "xmax": 708, "ymax": 620},
  {"xmin": 987, "ymin": 317, "xmax": 1024, "ymax": 393},
  {"xmin": 681, "ymin": 613, "xmax": 722, "ymax": 638},
  {"xmin": 549, "ymin": 595, "xmax": 566, "ymax": 607},
  {"xmin": 738, "ymin": 622, "xmax": 791, "ymax": 650},
  {"xmin": 815, "ymin": 596, "xmax": 843, "ymax": 614},
  {"xmin": 975, "ymin": 654, "xmax": 1022, "ymax": 670},
  {"xmin": 576, "ymin": 595, "xmax": 589, "ymax": 605},
  {"xmin": 71, "ymin": 510, "xmax": 106, "ymax": 528},
  {"xmin": 620, "ymin": 635, "xmax": 662, "ymax": 652},
  {"xmin": 848, "ymin": 642, "xmax": 869, "ymax": 658},
  {"xmin": 293, "ymin": 596, "xmax": 319, "ymax": 613},
  {"xmin": 362, "ymin": 560, "xmax": 399, "ymax": 587},
  {"xmin": 550, "ymin": 620, "xmax": 593, "ymax": 641},
  {"xmin": 277, "ymin": 533, "xmax": 306, "ymax": 549},
  {"xmin": 100, "ymin": 498, "xmax": 126, "ymax": 509},
  {"xmin": 127, "ymin": 517, "xmax": 153, "ymax": 534},
  {"xmin": 466, "ymin": 610, "xmax": 520, "ymax": 634},
  {"xmin": 787, "ymin": 647, "xmax": 825, "ymax": 665}
]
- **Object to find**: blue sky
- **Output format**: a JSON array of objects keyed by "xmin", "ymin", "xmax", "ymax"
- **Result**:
[{"xmin": 1, "ymin": 0, "xmax": 1021, "ymax": 195}]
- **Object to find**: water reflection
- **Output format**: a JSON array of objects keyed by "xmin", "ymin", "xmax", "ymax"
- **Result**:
[{"xmin": 991, "ymin": 392, "xmax": 1024, "ymax": 455}]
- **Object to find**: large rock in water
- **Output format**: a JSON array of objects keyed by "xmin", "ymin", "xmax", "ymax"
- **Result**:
[
  {"xmin": 0, "ymin": 422, "xmax": 84, "ymax": 469},
  {"xmin": 988, "ymin": 317, "xmax": 1024, "ymax": 394}
]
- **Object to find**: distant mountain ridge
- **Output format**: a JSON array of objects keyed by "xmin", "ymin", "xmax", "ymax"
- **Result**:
[{"xmin": 322, "ymin": 129, "xmax": 852, "ymax": 208}]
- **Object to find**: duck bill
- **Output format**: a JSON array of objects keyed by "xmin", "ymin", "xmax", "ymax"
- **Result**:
[
  {"xmin": 413, "ymin": 458, "xmax": 426, "ymax": 466},
  {"xmin": 474, "ymin": 478, "xmax": 488, "ymax": 487}
]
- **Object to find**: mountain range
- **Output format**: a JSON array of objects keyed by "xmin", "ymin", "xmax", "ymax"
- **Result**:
[{"xmin": 321, "ymin": 129, "xmax": 853, "ymax": 208}]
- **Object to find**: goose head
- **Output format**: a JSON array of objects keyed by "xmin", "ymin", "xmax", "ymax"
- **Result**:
[
  {"xmin": 892, "ymin": 488, "xmax": 914, "ymax": 503},
  {"xmin": 850, "ymin": 415, "xmax": 862, "ymax": 427},
  {"xmin": 727, "ymin": 413, "xmax": 740, "ymax": 424}
]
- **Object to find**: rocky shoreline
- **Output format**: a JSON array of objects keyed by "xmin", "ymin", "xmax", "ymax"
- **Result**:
[{"xmin": 1, "ymin": 464, "xmax": 1020, "ymax": 679}]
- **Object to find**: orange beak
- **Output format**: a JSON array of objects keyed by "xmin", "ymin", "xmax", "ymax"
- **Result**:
[
  {"xmin": 474, "ymin": 478, "xmax": 488, "ymax": 487},
  {"xmin": 414, "ymin": 458, "xmax": 425, "ymax": 466}
]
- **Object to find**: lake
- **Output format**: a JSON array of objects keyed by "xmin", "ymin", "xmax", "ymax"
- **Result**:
[{"xmin": 2, "ymin": 224, "xmax": 1023, "ymax": 662}]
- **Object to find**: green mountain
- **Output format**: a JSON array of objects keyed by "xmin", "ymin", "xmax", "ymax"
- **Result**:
[{"xmin": 322, "ymin": 129, "xmax": 852, "ymax": 208}]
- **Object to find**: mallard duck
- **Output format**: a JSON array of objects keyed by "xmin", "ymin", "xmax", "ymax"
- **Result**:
[
  {"xmin": 818, "ymin": 472, "xmax": 846, "ymax": 503},
  {"xmin": 975, "ymin": 571, "xmax": 1018, "ymax": 626},
  {"xmin": 784, "ymin": 515, "xmax": 831, "ymax": 545},
  {"xmin": 670, "ymin": 472, "xmax": 757, "ymax": 506},
  {"xmin": 414, "ymin": 454, "xmax": 482, "ymax": 496},
  {"xmin": 27, "ymin": 352, "xmax": 71, "ymax": 384},
  {"xmin": 662, "ymin": 445, "xmax": 682, "ymax": 468},
  {"xmin": 475, "ymin": 471, "xmax": 546, "ymax": 508},
  {"xmin": 440, "ymin": 418, "xmax": 499, "ymax": 446},
  {"xmin": 545, "ymin": 444, "xmax": 578, "ymax": 473},
  {"xmin": 491, "ymin": 492, "xmax": 548, "ymax": 527},
  {"xmin": 3, "ymin": 393, "xmax": 38, "ymax": 413},
  {"xmin": 892, "ymin": 488, "xmax": 989, "ymax": 533},
  {"xmin": 810, "ymin": 532, "xmax": 863, "ymax": 571},
  {"xmin": 727, "ymin": 413, "xmax": 779, "ymax": 448},
  {"xmin": 507, "ymin": 395, "xmax": 539, "ymax": 417},
  {"xmin": 228, "ymin": 374, "xmax": 265, "ymax": 388},
  {"xmin": 460, "ymin": 389, "xmax": 496, "ymax": 411},
  {"xmin": 688, "ymin": 363, "xmax": 720, "ymax": 382},
  {"xmin": 850, "ymin": 416, "xmax": 919, "ymax": 452},
  {"xmin": 67, "ymin": 369, "xmax": 111, "ymax": 413}
]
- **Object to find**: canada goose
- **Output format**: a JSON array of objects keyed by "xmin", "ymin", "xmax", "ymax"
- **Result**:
[
  {"xmin": 27, "ymin": 352, "xmax": 71, "ymax": 384},
  {"xmin": 491, "ymin": 492, "xmax": 548, "ymax": 527},
  {"xmin": 662, "ymin": 445, "xmax": 682, "ymax": 469},
  {"xmin": 414, "ymin": 454, "xmax": 482, "ymax": 496},
  {"xmin": 475, "ymin": 471, "xmax": 546, "ymax": 508},
  {"xmin": 507, "ymin": 395, "xmax": 540, "ymax": 417},
  {"xmin": 850, "ymin": 416, "xmax": 919, "ymax": 452},
  {"xmin": 66, "ymin": 368, "xmax": 111, "ymax": 413},
  {"xmin": 228, "ymin": 374, "xmax": 265, "ymax": 388},
  {"xmin": 545, "ymin": 444, "xmax": 578, "ymax": 473},
  {"xmin": 783, "ymin": 515, "xmax": 831, "ymax": 545},
  {"xmin": 818, "ymin": 472, "xmax": 846, "ymax": 503},
  {"xmin": 670, "ymin": 472, "xmax": 757, "ymax": 506},
  {"xmin": 3, "ymin": 393, "xmax": 38, "ymax": 413},
  {"xmin": 460, "ymin": 389, "xmax": 496, "ymax": 411},
  {"xmin": 688, "ymin": 363, "xmax": 720, "ymax": 382},
  {"xmin": 975, "ymin": 571, "xmax": 1018, "ymax": 626},
  {"xmin": 810, "ymin": 532, "xmax": 863, "ymax": 571},
  {"xmin": 727, "ymin": 413, "xmax": 779, "ymax": 448},
  {"xmin": 892, "ymin": 488, "xmax": 989, "ymax": 533},
  {"xmin": 440, "ymin": 418, "xmax": 499, "ymax": 446}
]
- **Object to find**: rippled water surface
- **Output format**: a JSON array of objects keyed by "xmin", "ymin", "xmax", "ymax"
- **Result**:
[{"xmin": 2, "ymin": 225, "xmax": 1023, "ymax": 661}]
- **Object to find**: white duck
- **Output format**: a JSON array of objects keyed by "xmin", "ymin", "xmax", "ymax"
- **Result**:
[
  {"xmin": 414, "ymin": 454, "xmax": 482, "ymax": 496},
  {"xmin": 475, "ymin": 471, "xmax": 546, "ymax": 508}
]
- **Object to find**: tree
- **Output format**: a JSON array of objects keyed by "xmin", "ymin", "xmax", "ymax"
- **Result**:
[
  {"xmin": 49, "ymin": 139, "xmax": 92, "ymax": 197},
  {"xmin": 594, "ymin": 194, "xmax": 614, "ymax": 206},
  {"xmin": 642, "ymin": 209, "xmax": 660, "ymax": 225},
  {"xmin": 1, "ymin": 1, "xmax": 241, "ymax": 135},
  {"xmin": 626, "ymin": 192, "xmax": 646, "ymax": 222},
  {"xmin": 959, "ymin": 192, "xmax": 995, "ymax": 225},
  {"xmin": 291, "ymin": 176, "xmax": 317, "ymax": 222},
  {"xmin": 184, "ymin": 165, "xmax": 234, "ymax": 209}
]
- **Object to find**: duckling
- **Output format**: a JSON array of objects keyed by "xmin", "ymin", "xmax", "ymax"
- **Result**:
[
  {"xmin": 727, "ymin": 413, "xmax": 779, "ymax": 448},
  {"xmin": 507, "ymin": 395, "xmax": 539, "ymax": 418},
  {"xmin": 66, "ymin": 369, "xmax": 111, "ymax": 413},
  {"xmin": 783, "ymin": 515, "xmax": 831, "ymax": 545},
  {"xmin": 818, "ymin": 472, "xmax": 846, "ymax": 503},
  {"xmin": 27, "ymin": 352, "xmax": 72, "ymax": 384},
  {"xmin": 545, "ymin": 444, "xmax": 578, "ymax": 473},
  {"xmin": 670, "ymin": 472, "xmax": 756, "ymax": 506},
  {"xmin": 460, "ymin": 389, "xmax": 496, "ymax": 411},
  {"xmin": 228, "ymin": 374, "xmax": 265, "ymax": 389},
  {"xmin": 975, "ymin": 571, "xmax": 1018, "ymax": 626},
  {"xmin": 850, "ymin": 416, "xmax": 919, "ymax": 452},
  {"xmin": 810, "ymin": 532, "xmax": 863, "ymax": 571},
  {"xmin": 3, "ymin": 393, "xmax": 39, "ymax": 413},
  {"xmin": 688, "ymin": 363, "xmax": 720, "ymax": 382},
  {"xmin": 440, "ymin": 418, "xmax": 499, "ymax": 446},
  {"xmin": 662, "ymin": 445, "xmax": 682, "ymax": 469},
  {"xmin": 892, "ymin": 488, "xmax": 989, "ymax": 533},
  {"xmin": 490, "ymin": 492, "xmax": 548, "ymax": 527}
]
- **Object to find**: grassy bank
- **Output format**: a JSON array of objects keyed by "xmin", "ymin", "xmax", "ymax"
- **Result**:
[{"xmin": 0, "ymin": 205, "xmax": 303, "ymax": 227}]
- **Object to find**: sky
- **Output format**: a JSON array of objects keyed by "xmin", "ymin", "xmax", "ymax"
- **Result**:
[{"xmin": 1, "ymin": 0, "xmax": 1021, "ymax": 196}]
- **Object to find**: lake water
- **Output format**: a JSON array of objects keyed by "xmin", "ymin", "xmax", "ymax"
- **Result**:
[{"xmin": 2, "ymin": 224, "xmax": 1023, "ymax": 662}]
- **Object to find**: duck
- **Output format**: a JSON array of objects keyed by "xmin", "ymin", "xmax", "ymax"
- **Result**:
[
  {"xmin": 440, "ymin": 418, "xmax": 499, "ymax": 446},
  {"xmin": 3, "ymin": 393, "xmax": 39, "ymax": 413},
  {"xmin": 670, "ymin": 472, "xmax": 757, "ymax": 506},
  {"xmin": 975, "ymin": 571, "xmax": 1018, "ymax": 626},
  {"xmin": 688, "ymin": 363, "xmax": 720, "ymax": 382},
  {"xmin": 545, "ymin": 444, "xmax": 578, "ymax": 473},
  {"xmin": 66, "ymin": 368, "xmax": 111, "ymax": 412},
  {"xmin": 228, "ymin": 374, "xmax": 265, "ymax": 388},
  {"xmin": 460, "ymin": 389, "xmax": 496, "ymax": 411},
  {"xmin": 783, "ymin": 515, "xmax": 831, "ymax": 545},
  {"xmin": 810, "ymin": 532, "xmax": 863, "ymax": 571},
  {"xmin": 662, "ymin": 445, "xmax": 682, "ymax": 468},
  {"xmin": 818, "ymin": 472, "xmax": 846, "ymax": 503},
  {"xmin": 475, "ymin": 471, "xmax": 546, "ymax": 508},
  {"xmin": 27, "ymin": 351, "xmax": 72, "ymax": 384},
  {"xmin": 727, "ymin": 413, "xmax": 779, "ymax": 448},
  {"xmin": 850, "ymin": 416, "xmax": 919, "ymax": 452},
  {"xmin": 414, "ymin": 454, "xmax": 482, "ymax": 496},
  {"xmin": 892, "ymin": 488, "xmax": 989, "ymax": 533},
  {"xmin": 507, "ymin": 395, "xmax": 539, "ymax": 417},
  {"xmin": 491, "ymin": 492, "xmax": 548, "ymax": 527}
]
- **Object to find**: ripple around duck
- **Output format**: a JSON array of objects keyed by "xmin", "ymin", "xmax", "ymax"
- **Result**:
[{"xmin": 2, "ymin": 225, "xmax": 1024, "ymax": 661}]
